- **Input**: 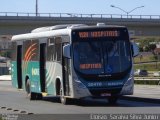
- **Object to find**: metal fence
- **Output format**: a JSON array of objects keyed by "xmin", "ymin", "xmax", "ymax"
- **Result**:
[
  {"xmin": 0, "ymin": 12, "xmax": 160, "ymax": 19},
  {"xmin": 134, "ymin": 77, "xmax": 160, "ymax": 85},
  {"xmin": 135, "ymin": 77, "xmax": 160, "ymax": 81}
]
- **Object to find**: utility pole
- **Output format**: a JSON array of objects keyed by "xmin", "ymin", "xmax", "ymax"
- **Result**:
[
  {"xmin": 36, "ymin": 0, "xmax": 38, "ymax": 16},
  {"xmin": 110, "ymin": 5, "xmax": 144, "ymax": 18}
]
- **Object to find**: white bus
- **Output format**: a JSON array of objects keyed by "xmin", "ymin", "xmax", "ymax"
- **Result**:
[{"xmin": 11, "ymin": 24, "xmax": 139, "ymax": 104}]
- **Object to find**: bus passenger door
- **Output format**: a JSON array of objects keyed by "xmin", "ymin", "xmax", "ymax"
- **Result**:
[
  {"xmin": 40, "ymin": 43, "xmax": 46, "ymax": 92},
  {"xmin": 17, "ymin": 45, "xmax": 22, "ymax": 89},
  {"xmin": 62, "ymin": 44, "xmax": 71, "ymax": 96}
]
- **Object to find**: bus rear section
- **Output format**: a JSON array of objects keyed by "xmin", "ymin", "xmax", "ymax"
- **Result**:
[{"xmin": 71, "ymin": 27, "xmax": 135, "ymax": 104}]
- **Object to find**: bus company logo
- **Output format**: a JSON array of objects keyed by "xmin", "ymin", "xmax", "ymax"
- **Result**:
[
  {"xmin": 32, "ymin": 68, "xmax": 39, "ymax": 76},
  {"xmin": 23, "ymin": 43, "xmax": 37, "ymax": 73},
  {"xmin": 88, "ymin": 82, "xmax": 102, "ymax": 87}
]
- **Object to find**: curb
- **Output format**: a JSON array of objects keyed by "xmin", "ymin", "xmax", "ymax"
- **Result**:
[
  {"xmin": 134, "ymin": 81, "xmax": 160, "ymax": 85},
  {"xmin": 134, "ymin": 61, "xmax": 157, "ymax": 64},
  {"xmin": 0, "ymin": 75, "xmax": 11, "ymax": 81},
  {"xmin": 0, "ymin": 80, "xmax": 11, "ymax": 81},
  {"xmin": 120, "ymin": 95, "xmax": 160, "ymax": 104}
]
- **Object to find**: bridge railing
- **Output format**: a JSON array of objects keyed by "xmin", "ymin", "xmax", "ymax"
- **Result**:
[{"xmin": 1, "ymin": 12, "xmax": 160, "ymax": 19}]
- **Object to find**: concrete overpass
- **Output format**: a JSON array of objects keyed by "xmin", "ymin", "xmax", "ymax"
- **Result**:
[{"xmin": 0, "ymin": 12, "xmax": 160, "ymax": 37}]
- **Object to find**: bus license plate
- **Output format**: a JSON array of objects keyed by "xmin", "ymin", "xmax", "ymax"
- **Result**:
[{"xmin": 101, "ymin": 93, "xmax": 111, "ymax": 97}]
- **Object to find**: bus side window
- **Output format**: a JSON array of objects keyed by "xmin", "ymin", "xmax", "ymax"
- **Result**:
[
  {"xmin": 55, "ymin": 37, "xmax": 62, "ymax": 62},
  {"xmin": 11, "ymin": 42, "xmax": 17, "ymax": 61},
  {"xmin": 31, "ymin": 40, "xmax": 39, "ymax": 61},
  {"xmin": 47, "ymin": 38, "xmax": 55, "ymax": 61}
]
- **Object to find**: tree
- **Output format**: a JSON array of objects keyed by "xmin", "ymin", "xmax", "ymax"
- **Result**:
[{"xmin": 148, "ymin": 44, "xmax": 156, "ymax": 53}]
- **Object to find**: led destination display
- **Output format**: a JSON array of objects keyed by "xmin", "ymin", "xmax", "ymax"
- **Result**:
[{"xmin": 78, "ymin": 31, "xmax": 119, "ymax": 38}]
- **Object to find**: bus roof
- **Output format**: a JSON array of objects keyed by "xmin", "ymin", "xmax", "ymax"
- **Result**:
[{"xmin": 11, "ymin": 24, "xmax": 126, "ymax": 41}]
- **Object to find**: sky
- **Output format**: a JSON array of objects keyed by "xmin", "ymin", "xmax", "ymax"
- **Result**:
[{"xmin": 0, "ymin": 0, "xmax": 160, "ymax": 15}]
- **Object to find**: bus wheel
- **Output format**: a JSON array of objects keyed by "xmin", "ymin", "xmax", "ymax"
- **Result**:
[
  {"xmin": 26, "ymin": 80, "xmax": 36, "ymax": 100},
  {"xmin": 60, "ymin": 88, "xmax": 68, "ymax": 105},
  {"xmin": 108, "ymin": 96, "xmax": 118, "ymax": 105}
]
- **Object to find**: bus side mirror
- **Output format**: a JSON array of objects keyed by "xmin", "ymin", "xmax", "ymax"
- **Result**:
[
  {"xmin": 132, "ymin": 42, "xmax": 139, "ymax": 57},
  {"xmin": 63, "ymin": 44, "xmax": 71, "ymax": 59}
]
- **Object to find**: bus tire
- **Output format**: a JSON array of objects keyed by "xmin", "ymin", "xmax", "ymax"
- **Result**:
[
  {"xmin": 56, "ymin": 80, "xmax": 61, "ymax": 96},
  {"xmin": 26, "ymin": 80, "xmax": 36, "ymax": 100},
  {"xmin": 108, "ymin": 96, "xmax": 118, "ymax": 105}
]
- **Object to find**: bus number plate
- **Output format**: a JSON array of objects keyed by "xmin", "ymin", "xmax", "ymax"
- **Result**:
[{"xmin": 101, "ymin": 93, "xmax": 111, "ymax": 97}]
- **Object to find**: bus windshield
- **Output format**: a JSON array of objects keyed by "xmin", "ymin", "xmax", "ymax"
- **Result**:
[{"xmin": 73, "ymin": 39, "xmax": 131, "ymax": 76}]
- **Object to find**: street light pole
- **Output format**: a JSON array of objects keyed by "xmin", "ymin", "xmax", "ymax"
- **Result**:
[
  {"xmin": 128, "ymin": 6, "xmax": 145, "ymax": 14},
  {"xmin": 36, "ymin": 0, "xmax": 38, "ymax": 16},
  {"xmin": 110, "ymin": 5, "xmax": 128, "ymax": 15},
  {"xmin": 110, "ymin": 5, "xmax": 144, "ymax": 18}
]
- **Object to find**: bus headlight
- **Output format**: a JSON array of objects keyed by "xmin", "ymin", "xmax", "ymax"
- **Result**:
[
  {"xmin": 120, "ymin": 72, "xmax": 134, "ymax": 95},
  {"xmin": 73, "ymin": 76, "xmax": 91, "ymax": 98},
  {"xmin": 124, "ymin": 76, "xmax": 133, "ymax": 86},
  {"xmin": 77, "ymin": 81, "xmax": 87, "ymax": 89},
  {"xmin": 73, "ymin": 76, "xmax": 87, "ymax": 89}
]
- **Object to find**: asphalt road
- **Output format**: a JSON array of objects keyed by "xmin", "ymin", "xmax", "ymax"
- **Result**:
[
  {"xmin": 0, "ymin": 81, "xmax": 160, "ymax": 116},
  {"xmin": 0, "ymin": 81, "xmax": 160, "ymax": 120}
]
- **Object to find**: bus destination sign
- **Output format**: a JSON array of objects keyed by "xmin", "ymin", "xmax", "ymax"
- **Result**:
[{"xmin": 78, "ymin": 30, "xmax": 119, "ymax": 38}]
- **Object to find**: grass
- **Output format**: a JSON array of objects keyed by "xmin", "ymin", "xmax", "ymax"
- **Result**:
[
  {"xmin": 134, "ymin": 54, "xmax": 156, "ymax": 63},
  {"xmin": 133, "ymin": 52, "xmax": 160, "ymax": 71},
  {"xmin": 134, "ymin": 63, "xmax": 160, "ymax": 71}
]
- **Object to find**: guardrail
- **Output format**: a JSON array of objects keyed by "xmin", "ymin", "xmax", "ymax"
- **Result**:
[
  {"xmin": 1, "ymin": 12, "xmax": 160, "ymax": 19},
  {"xmin": 134, "ymin": 77, "xmax": 160, "ymax": 85},
  {"xmin": 134, "ymin": 77, "xmax": 160, "ymax": 81}
]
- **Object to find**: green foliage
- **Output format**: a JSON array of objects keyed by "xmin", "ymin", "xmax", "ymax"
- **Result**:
[
  {"xmin": 134, "ymin": 54, "xmax": 156, "ymax": 63},
  {"xmin": 148, "ymin": 44, "xmax": 156, "ymax": 52},
  {"xmin": 150, "ymin": 55, "xmax": 157, "ymax": 61},
  {"xmin": 135, "ymin": 37, "xmax": 160, "ymax": 52},
  {"xmin": 0, "ymin": 50, "xmax": 11, "ymax": 58},
  {"xmin": 143, "ymin": 45, "xmax": 150, "ymax": 52},
  {"xmin": 134, "ymin": 63, "xmax": 160, "ymax": 71},
  {"xmin": 154, "ymin": 55, "xmax": 158, "ymax": 60},
  {"xmin": 139, "ymin": 47, "xmax": 143, "ymax": 52}
]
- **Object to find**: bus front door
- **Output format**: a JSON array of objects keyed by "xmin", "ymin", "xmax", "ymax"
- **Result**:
[{"xmin": 62, "ymin": 48, "xmax": 70, "ymax": 96}]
